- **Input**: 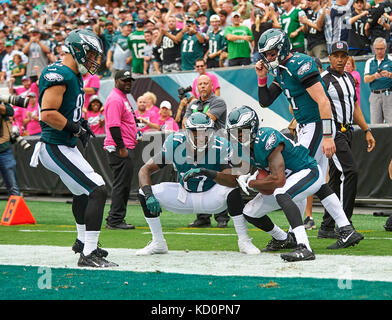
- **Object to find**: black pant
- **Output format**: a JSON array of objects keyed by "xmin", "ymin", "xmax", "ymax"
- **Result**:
[
  {"xmin": 196, "ymin": 211, "xmax": 230, "ymax": 223},
  {"xmin": 321, "ymin": 130, "xmax": 357, "ymax": 230},
  {"xmin": 105, "ymin": 148, "xmax": 135, "ymax": 226},
  {"xmin": 206, "ymin": 58, "xmax": 220, "ymax": 68}
]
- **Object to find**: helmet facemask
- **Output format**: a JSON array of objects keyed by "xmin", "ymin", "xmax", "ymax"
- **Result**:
[{"xmin": 186, "ymin": 127, "xmax": 215, "ymax": 153}]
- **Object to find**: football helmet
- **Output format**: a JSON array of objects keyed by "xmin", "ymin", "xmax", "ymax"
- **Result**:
[
  {"xmin": 64, "ymin": 29, "xmax": 104, "ymax": 75},
  {"xmin": 227, "ymin": 106, "xmax": 259, "ymax": 147},
  {"xmin": 258, "ymin": 29, "xmax": 291, "ymax": 72},
  {"xmin": 185, "ymin": 112, "xmax": 215, "ymax": 152}
]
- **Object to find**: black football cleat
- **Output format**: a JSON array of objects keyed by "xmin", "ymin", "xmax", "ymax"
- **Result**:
[
  {"xmin": 72, "ymin": 239, "xmax": 108, "ymax": 258},
  {"xmin": 77, "ymin": 250, "xmax": 118, "ymax": 268},
  {"xmin": 384, "ymin": 216, "xmax": 392, "ymax": 232},
  {"xmin": 261, "ymin": 232, "xmax": 297, "ymax": 252},
  {"xmin": 327, "ymin": 225, "xmax": 364, "ymax": 249},
  {"xmin": 280, "ymin": 244, "xmax": 316, "ymax": 262}
]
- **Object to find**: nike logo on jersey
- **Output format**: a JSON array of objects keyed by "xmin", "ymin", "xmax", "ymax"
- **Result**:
[
  {"xmin": 342, "ymin": 232, "xmax": 354, "ymax": 243},
  {"xmin": 261, "ymin": 136, "xmax": 267, "ymax": 142},
  {"xmin": 297, "ymin": 60, "xmax": 304, "ymax": 65}
]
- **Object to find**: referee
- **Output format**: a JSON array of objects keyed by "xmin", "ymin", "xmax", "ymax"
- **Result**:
[{"xmin": 319, "ymin": 41, "xmax": 376, "ymax": 238}]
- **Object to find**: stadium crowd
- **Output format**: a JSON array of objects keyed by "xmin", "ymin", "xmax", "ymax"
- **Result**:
[{"xmin": 1, "ymin": 0, "xmax": 392, "ymax": 135}]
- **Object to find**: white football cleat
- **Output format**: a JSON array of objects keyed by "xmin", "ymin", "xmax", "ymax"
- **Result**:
[
  {"xmin": 238, "ymin": 238, "xmax": 261, "ymax": 254},
  {"xmin": 136, "ymin": 240, "xmax": 168, "ymax": 256}
]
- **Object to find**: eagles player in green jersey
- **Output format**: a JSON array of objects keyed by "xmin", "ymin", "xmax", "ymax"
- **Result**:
[
  {"xmin": 137, "ymin": 112, "xmax": 260, "ymax": 255},
  {"xmin": 225, "ymin": 106, "xmax": 363, "ymax": 261},
  {"xmin": 33, "ymin": 29, "xmax": 118, "ymax": 268}
]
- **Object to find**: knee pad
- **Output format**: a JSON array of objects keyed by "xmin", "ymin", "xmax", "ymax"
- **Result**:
[{"xmin": 227, "ymin": 188, "xmax": 244, "ymax": 217}]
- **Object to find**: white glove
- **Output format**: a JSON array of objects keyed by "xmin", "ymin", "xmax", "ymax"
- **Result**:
[
  {"xmin": 246, "ymin": 171, "xmax": 259, "ymax": 192},
  {"xmin": 236, "ymin": 173, "xmax": 251, "ymax": 195}
]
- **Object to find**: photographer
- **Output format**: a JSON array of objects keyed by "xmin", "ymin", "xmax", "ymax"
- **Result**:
[
  {"xmin": 182, "ymin": 75, "xmax": 230, "ymax": 228},
  {"xmin": 0, "ymin": 102, "xmax": 20, "ymax": 197},
  {"xmin": 174, "ymin": 87, "xmax": 196, "ymax": 127}
]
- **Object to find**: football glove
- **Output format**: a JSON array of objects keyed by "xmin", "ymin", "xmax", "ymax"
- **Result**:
[
  {"xmin": 142, "ymin": 185, "xmax": 161, "ymax": 216},
  {"xmin": 182, "ymin": 168, "xmax": 217, "ymax": 182},
  {"xmin": 76, "ymin": 119, "xmax": 95, "ymax": 148},
  {"xmin": 236, "ymin": 173, "xmax": 251, "ymax": 195}
]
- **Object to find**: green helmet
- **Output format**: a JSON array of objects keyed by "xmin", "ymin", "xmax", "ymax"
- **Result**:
[
  {"xmin": 258, "ymin": 29, "xmax": 291, "ymax": 72},
  {"xmin": 185, "ymin": 112, "xmax": 215, "ymax": 152},
  {"xmin": 227, "ymin": 106, "xmax": 259, "ymax": 147},
  {"xmin": 64, "ymin": 29, "xmax": 103, "ymax": 75}
]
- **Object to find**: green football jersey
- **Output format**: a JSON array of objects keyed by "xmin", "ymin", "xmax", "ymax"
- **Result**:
[
  {"xmin": 273, "ymin": 53, "xmax": 327, "ymax": 124},
  {"xmin": 207, "ymin": 29, "xmax": 227, "ymax": 62},
  {"xmin": 161, "ymin": 132, "xmax": 231, "ymax": 192},
  {"xmin": 127, "ymin": 30, "xmax": 146, "ymax": 74},
  {"xmin": 224, "ymin": 25, "xmax": 253, "ymax": 60},
  {"xmin": 251, "ymin": 127, "xmax": 317, "ymax": 174},
  {"xmin": 180, "ymin": 33, "xmax": 205, "ymax": 71},
  {"xmin": 280, "ymin": 7, "xmax": 305, "ymax": 49},
  {"xmin": 39, "ymin": 62, "xmax": 84, "ymax": 147}
]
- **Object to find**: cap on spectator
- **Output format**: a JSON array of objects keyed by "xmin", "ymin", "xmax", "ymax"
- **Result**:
[
  {"xmin": 175, "ymin": 2, "xmax": 184, "ymax": 8},
  {"xmin": 29, "ymin": 27, "xmax": 40, "ymax": 33},
  {"xmin": 89, "ymin": 95, "xmax": 102, "ymax": 107},
  {"xmin": 99, "ymin": 17, "xmax": 107, "ymax": 22},
  {"xmin": 210, "ymin": 14, "xmax": 220, "ymax": 22},
  {"xmin": 187, "ymin": 18, "xmax": 197, "ymax": 24},
  {"xmin": 136, "ymin": 18, "xmax": 145, "ymax": 25},
  {"xmin": 121, "ymin": 21, "xmax": 133, "ymax": 27},
  {"xmin": 27, "ymin": 92, "xmax": 36, "ymax": 98},
  {"xmin": 160, "ymin": 100, "xmax": 172, "ymax": 109},
  {"xmin": 147, "ymin": 19, "xmax": 156, "ymax": 25},
  {"xmin": 105, "ymin": 20, "xmax": 114, "ymax": 25},
  {"xmin": 22, "ymin": 76, "xmax": 30, "ymax": 81},
  {"xmin": 330, "ymin": 41, "xmax": 348, "ymax": 54},
  {"xmin": 197, "ymin": 10, "xmax": 206, "ymax": 18},
  {"xmin": 313, "ymin": 57, "xmax": 322, "ymax": 70},
  {"xmin": 232, "ymin": 11, "xmax": 241, "ymax": 18},
  {"xmin": 115, "ymin": 70, "xmax": 135, "ymax": 81},
  {"xmin": 5, "ymin": 40, "xmax": 13, "ymax": 47}
]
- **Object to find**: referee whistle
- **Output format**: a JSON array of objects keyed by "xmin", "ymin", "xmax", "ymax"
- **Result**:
[{"xmin": 341, "ymin": 124, "xmax": 347, "ymax": 133}]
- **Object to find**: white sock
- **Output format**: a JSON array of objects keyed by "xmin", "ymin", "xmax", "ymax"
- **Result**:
[
  {"xmin": 76, "ymin": 224, "xmax": 86, "ymax": 243},
  {"xmin": 292, "ymin": 226, "xmax": 311, "ymax": 251},
  {"xmin": 267, "ymin": 225, "xmax": 287, "ymax": 241},
  {"xmin": 321, "ymin": 194, "xmax": 350, "ymax": 228},
  {"xmin": 231, "ymin": 215, "xmax": 249, "ymax": 241},
  {"xmin": 146, "ymin": 217, "xmax": 165, "ymax": 242},
  {"xmin": 83, "ymin": 231, "xmax": 100, "ymax": 256}
]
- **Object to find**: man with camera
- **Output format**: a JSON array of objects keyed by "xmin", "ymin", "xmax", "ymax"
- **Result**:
[
  {"xmin": 0, "ymin": 101, "xmax": 20, "ymax": 197},
  {"xmin": 182, "ymin": 75, "xmax": 230, "ymax": 228}
]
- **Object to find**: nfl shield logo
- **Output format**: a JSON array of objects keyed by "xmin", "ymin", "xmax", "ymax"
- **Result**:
[{"xmin": 337, "ymin": 42, "xmax": 343, "ymax": 49}]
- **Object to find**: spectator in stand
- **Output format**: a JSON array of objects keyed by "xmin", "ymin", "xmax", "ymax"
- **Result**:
[
  {"xmin": 82, "ymin": 70, "xmax": 100, "ymax": 114},
  {"xmin": 251, "ymin": 4, "xmax": 281, "ymax": 64},
  {"xmin": 192, "ymin": 58, "xmax": 221, "ymax": 98},
  {"xmin": 348, "ymin": 0, "xmax": 371, "ymax": 56},
  {"xmin": 22, "ymin": 28, "xmax": 50, "ymax": 83},
  {"xmin": 9, "ymin": 53, "xmax": 26, "ymax": 87},
  {"xmin": 106, "ymin": 21, "xmax": 133, "ymax": 75},
  {"xmin": 85, "ymin": 95, "xmax": 105, "ymax": 136},
  {"xmin": 218, "ymin": 10, "xmax": 229, "ymax": 28},
  {"xmin": 234, "ymin": 0, "xmax": 253, "ymax": 20},
  {"xmin": 100, "ymin": 20, "xmax": 120, "ymax": 77},
  {"xmin": 329, "ymin": 0, "xmax": 354, "ymax": 44},
  {"xmin": 345, "ymin": 55, "xmax": 361, "ymax": 107},
  {"xmin": 156, "ymin": 15, "xmax": 182, "ymax": 73},
  {"xmin": 204, "ymin": 14, "xmax": 227, "ymax": 68},
  {"xmin": 0, "ymin": 40, "xmax": 28, "ymax": 84},
  {"xmin": 128, "ymin": 19, "xmax": 147, "ymax": 75},
  {"xmin": 300, "ymin": 0, "xmax": 328, "ymax": 58},
  {"xmin": 9, "ymin": 75, "xmax": 39, "ymax": 99},
  {"xmin": 157, "ymin": 100, "xmax": 179, "ymax": 132},
  {"xmin": 151, "ymin": 28, "xmax": 163, "ymax": 74},
  {"xmin": 22, "ymin": 92, "xmax": 41, "ymax": 136},
  {"xmin": 280, "ymin": 0, "xmax": 306, "ymax": 53},
  {"xmin": 135, "ymin": 95, "xmax": 160, "ymax": 133},
  {"xmin": 366, "ymin": 0, "xmax": 392, "ymax": 50},
  {"xmin": 364, "ymin": 37, "xmax": 392, "ymax": 124},
  {"xmin": 143, "ymin": 30, "xmax": 155, "ymax": 75},
  {"xmin": 196, "ymin": 11, "xmax": 209, "ymax": 34},
  {"xmin": 143, "ymin": 91, "xmax": 161, "ymax": 118},
  {"xmin": 224, "ymin": 11, "xmax": 253, "ymax": 66}
]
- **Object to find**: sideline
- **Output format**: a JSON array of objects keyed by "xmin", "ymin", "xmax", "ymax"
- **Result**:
[{"xmin": 0, "ymin": 245, "xmax": 391, "ymax": 282}]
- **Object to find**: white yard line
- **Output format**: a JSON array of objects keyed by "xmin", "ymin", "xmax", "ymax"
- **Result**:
[{"xmin": 0, "ymin": 245, "xmax": 391, "ymax": 283}]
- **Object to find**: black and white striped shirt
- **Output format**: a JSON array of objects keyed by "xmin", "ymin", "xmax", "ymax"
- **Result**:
[{"xmin": 321, "ymin": 67, "xmax": 357, "ymax": 125}]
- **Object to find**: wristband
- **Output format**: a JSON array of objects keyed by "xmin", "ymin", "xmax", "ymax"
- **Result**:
[
  {"xmin": 364, "ymin": 128, "xmax": 372, "ymax": 133},
  {"xmin": 258, "ymin": 76, "xmax": 267, "ymax": 86},
  {"xmin": 322, "ymin": 119, "xmax": 332, "ymax": 136},
  {"xmin": 142, "ymin": 185, "xmax": 154, "ymax": 199},
  {"xmin": 63, "ymin": 119, "xmax": 81, "ymax": 135}
]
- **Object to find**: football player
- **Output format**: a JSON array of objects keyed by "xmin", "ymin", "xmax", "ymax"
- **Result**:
[
  {"xmin": 137, "ymin": 112, "xmax": 260, "ymax": 255},
  {"xmin": 185, "ymin": 106, "xmax": 364, "ymax": 262},
  {"xmin": 256, "ymin": 29, "xmax": 355, "ymax": 240},
  {"xmin": 31, "ymin": 29, "xmax": 118, "ymax": 268}
]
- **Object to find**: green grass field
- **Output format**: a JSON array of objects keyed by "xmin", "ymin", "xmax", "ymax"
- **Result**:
[
  {"xmin": 0, "ymin": 199, "xmax": 390, "ymax": 255},
  {"xmin": 1, "ymin": 199, "xmax": 392, "ymax": 301}
]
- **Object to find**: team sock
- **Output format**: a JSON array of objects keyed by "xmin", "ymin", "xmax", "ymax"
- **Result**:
[
  {"xmin": 145, "ymin": 217, "xmax": 165, "ymax": 242},
  {"xmin": 321, "ymin": 194, "xmax": 350, "ymax": 228},
  {"xmin": 231, "ymin": 215, "xmax": 250, "ymax": 241},
  {"xmin": 83, "ymin": 231, "xmax": 100, "ymax": 256},
  {"xmin": 76, "ymin": 223, "xmax": 86, "ymax": 243},
  {"xmin": 292, "ymin": 226, "xmax": 311, "ymax": 251},
  {"xmin": 267, "ymin": 225, "xmax": 288, "ymax": 241}
]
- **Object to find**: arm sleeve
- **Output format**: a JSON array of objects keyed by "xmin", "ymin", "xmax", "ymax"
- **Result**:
[
  {"xmin": 300, "ymin": 72, "xmax": 320, "ymax": 89},
  {"xmin": 109, "ymin": 126, "xmax": 125, "ymax": 148},
  {"xmin": 258, "ymin": 82, "xmax": 282, "ymax": 107}
]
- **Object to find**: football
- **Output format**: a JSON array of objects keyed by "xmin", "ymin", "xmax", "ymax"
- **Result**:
[{"xmin": 256, "ymin": 169, "xmax": 275, "ymax": 195}]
